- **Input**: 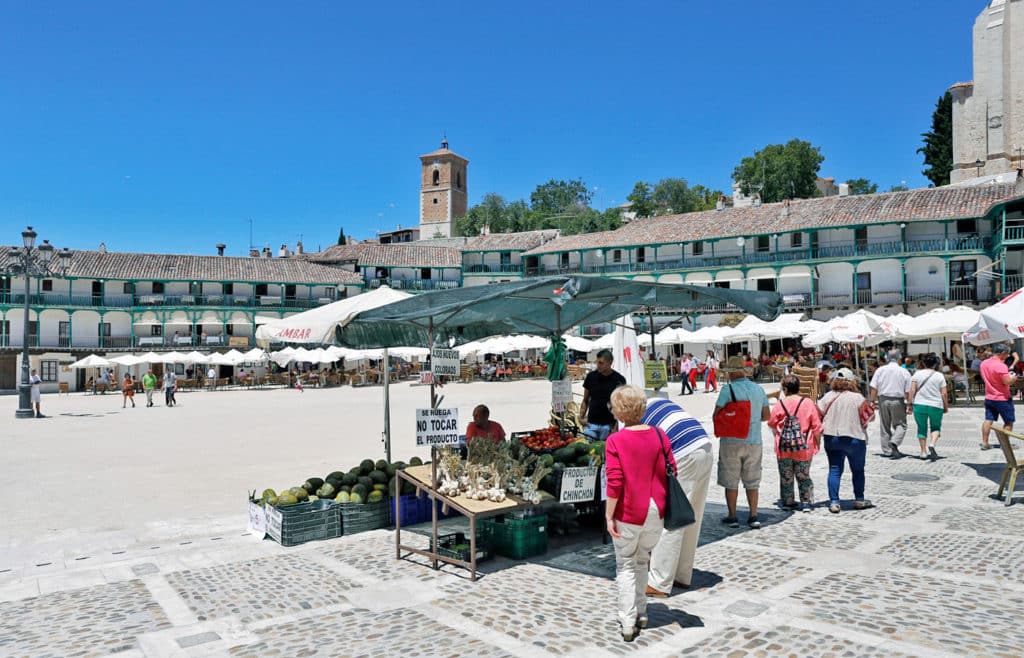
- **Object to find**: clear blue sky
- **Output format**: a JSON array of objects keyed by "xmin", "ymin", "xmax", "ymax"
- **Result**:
[{"xmin": 1, "ymin": 1, "xmax": 982, "ymax": 255}]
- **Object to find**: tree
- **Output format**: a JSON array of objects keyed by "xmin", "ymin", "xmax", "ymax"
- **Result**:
[
  {"xmin": 845, "ymin": 178, "xmax": 878, "ymax": 195},
  {"xmin": 337, "ymin": 227, "xmax": 346, "ymax": 245},
  {"xmin": 626, "ymin": 182, "xmax": 656, "ymax": 219},
  {"xmin": 918, "ymin": 91, "xmax": 953, "ymax": 187},
  {"xmin": 888, "ymin": 182, "xmax": 910, "ymax": 192},
  {"xmin": 529, "ymin": 179, "xmax": 593, "ymax": 215},
  {"xmin": 732, "ymin": 139, "xmax": 825, "ymax": 203},
  {"xmin": 650, "ymin": 178, "xmax": 726, "ymax": 215}
]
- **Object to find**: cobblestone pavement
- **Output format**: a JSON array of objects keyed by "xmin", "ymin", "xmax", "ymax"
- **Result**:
[{"xmin": 2, "ymin": 401, "xmax": 1023, "ymax": 657}]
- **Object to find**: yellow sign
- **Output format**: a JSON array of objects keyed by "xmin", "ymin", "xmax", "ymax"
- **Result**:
[
  {"xmin": 229, "ymin": 336, "xmax": 250, "ymax": 347},
  {"xmin": 643, "ymin": 361, "xmax": 668, "ymax": 389}
]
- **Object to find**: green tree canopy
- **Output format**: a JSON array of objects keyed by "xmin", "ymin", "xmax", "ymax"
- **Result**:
[
  {"xmin": 626, "ymin": 182, "xmax": 656, "ymax": 219},
  {"xmin": 733, "ymin": 139, "xmax": 825, "ymax": 203},
  {"xmin": 529, "ymin": 179, "xmax": 593, "ymax": 215},
  {"xmin": 337, "ymin": 226, "xmax": 346, "ymax": 245},
  {"xmin": 649, "ymin": 178, "xmax": 725, "ymax": 214},
  {"xmin": 918, "ymin": 91, "xmax": 953, "ymax": 186},
  {"xmin": 845, "ymin": 178, "xmax": 878, "ymax": 195}
]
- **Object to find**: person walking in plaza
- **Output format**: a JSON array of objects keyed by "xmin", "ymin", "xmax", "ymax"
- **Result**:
[
  {"xmin": 869, "ymin": 349, "xmax": 911, "ymax": 459},
  {"xmin": 704, "ymin": 350, "xmax": 719, "ymax": 393},
  {"xmin": 644, "ymin": 397, "xmax": 712, "ymax": 597},
  {"xmin": 99, "ymin": 368, "xmax": 109, "ymax": 394},
  {"xmin": 768, "ymin": 375, "xmax": 823, "ymax": 512},
  {"xmin": 121, "ymin": 373, "xmax": 135, "ymax": 408},
  {"xmin": 908, "ymin": 353, "xmax": 947, "ymax": 460},
  {"xmin": 29, "ymin": 368, "xmax": 44, "ymax": 418},
  {"xmin": 980, "ymin": 344, "xmax": 1019, "ymax": 450},
  {"xmin": 714, "ymin": 369, "xmax": 771, "ymax": 529},
  {"xmin": 679, "ymin": 353, "xmax": 693, "ymax": 395},
  {"xmin": 604, "ymin": 385, "xmax": 674, "ymax": 642},
  {"xmin": 142, "ymin": 369, "xmax": 157, "ymax": 407},
  {"xmin": 207, "ymin": 366, "xmax": 217, "ymax": 391},
  {"xmin": 163, "ymin": 368, "xmax": 177, "ymax": 407},
  {"xmin": 818, "ymin": 368, "xmax": 875, "ymax": 513},
  {"xmin": 581, "ymin": 349, "xmax": 626, "ymax": 441},
  {"xmin": 688, "ymin": 353, "xmax": 700, "ymax": 393}
]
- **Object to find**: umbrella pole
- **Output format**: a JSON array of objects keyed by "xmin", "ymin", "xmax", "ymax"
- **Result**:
[
  {"xmin": 428, "ymin": 318, "xmax": 439, "ymax": 570},
  {"xmin": 383, "ymin": 347, "xmax": 391, "ymax": 463},
  {"xmin": 647, "ymin": 306, "xmax": 656, "ymax": 357}
]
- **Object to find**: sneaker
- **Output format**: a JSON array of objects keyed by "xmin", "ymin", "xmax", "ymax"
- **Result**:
[
  {"xmin": 722, "ymin": 516, "xmax": 739, "ymax": 528},
  {"xmin": 801, "ymin": 503, "xmax": 813, "ymax": 513},
  {"xmin": 636, "ymin": 613, "xmax": 648, "ymax": 629},
  {"xmin": 928, "ymin": 446, "xmax": 939, "ymax": 461},
  {"xmin": 747, "ymin": 516, "xmax": 761, "ymax": 529},
  {"xmin": 890, "ymin": 445, "xmax": 902, "ymax": 459},
  {"xmin": 621, "ymin": 626, "xmax": 636, "ymax": 642}
]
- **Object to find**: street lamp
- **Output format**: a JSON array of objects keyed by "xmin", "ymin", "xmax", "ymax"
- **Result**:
[
  {"xmin": 5, "ymin": 226, "xmax": 71, "ymax": 418},
  {"xmin": 975, "ymin": 158, "xmax": 985, "ymax": 177}
]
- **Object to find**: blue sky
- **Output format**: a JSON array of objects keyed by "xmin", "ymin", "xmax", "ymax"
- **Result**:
[{"xmin": 1, "ymin": 1, "xmax": 983, "ymax": 255}]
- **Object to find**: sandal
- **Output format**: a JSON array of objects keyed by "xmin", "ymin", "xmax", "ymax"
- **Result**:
[
  {"xmin": 853, "ymin": 500, "xmax": 873, "ymax": 510},
  {"xmin": 980, "ymin": 444, "xmax": 994, "ymax": 451},
  {"xmin": 829, "ymin": 504, "xmax": 840, "ymax": 514}
]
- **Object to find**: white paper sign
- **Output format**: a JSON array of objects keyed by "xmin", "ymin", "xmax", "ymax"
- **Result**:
[
  {"xmin": 430, "ymin": 348, "xmax": 460, "ymax": 377},
  {"xmin": 415, "ymin": 407, "xmax": 461, "ymax": 446},
  {"xmin": 551, "ymin": 377, "xmax": 572, "ymax": 413},
  {"xmin": 559, "ymin": 466, "xmax": 599, "ymax": 503},
  {"xmin": 248, "ymin": 501, "xmax": 268, "ymax": 538}
]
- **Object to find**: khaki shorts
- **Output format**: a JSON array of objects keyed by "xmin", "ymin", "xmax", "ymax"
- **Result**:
[{"xmin": 717, "ymin": 441, "xmax": 763, "ymax": 490}]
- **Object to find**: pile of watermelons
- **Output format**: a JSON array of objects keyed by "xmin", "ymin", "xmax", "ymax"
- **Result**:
[{"xmin": 258, "ymin": 456, "xmax": 425, "ymax": 507}]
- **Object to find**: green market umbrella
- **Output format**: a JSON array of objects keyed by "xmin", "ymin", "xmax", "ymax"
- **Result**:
[{"xmin": 339, "ymin": 276, "xmax": 782, "ymax": 350}]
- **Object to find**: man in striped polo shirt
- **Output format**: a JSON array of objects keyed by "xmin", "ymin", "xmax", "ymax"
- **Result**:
[{"xmin": 643, "ymin": 397, "xmax": 713, "ymax": 595}]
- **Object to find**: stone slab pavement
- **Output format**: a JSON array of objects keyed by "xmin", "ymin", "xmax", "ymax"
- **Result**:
[{"xmin": 2, "ymin": 382, "xmax": 1024, "ymax": 656}]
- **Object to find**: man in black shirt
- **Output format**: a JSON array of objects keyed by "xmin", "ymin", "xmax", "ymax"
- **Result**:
[{"xmin": 581, "ymin": 348, "xmax": 627, "ymax": 441}]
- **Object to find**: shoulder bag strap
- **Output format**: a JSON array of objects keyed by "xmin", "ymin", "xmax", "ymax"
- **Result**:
[
  {"xmin": 656, "ymin": 427, "xmax": 676, "ymax": 477},
  {"xmin": 822, "ymin": 392, "xmax": 842, "ymax": 419}
]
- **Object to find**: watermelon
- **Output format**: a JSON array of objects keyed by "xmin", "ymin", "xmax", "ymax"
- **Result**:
[
  {"xmin": 375, "ymin": 459, "xmax": 389, "ymax": 472},
  {"xmin": 335, "ymin": 491, "xmax": 351, "ymax": 503},
  {"xmin": 368, "ymin": 469, "xmax": 388, "ymax": 485},
  {"xmin": 316, "ymin": 482, "xmax": 336, "ymax": 499},
  {"xmin": 357, "ymin": 476, "xmax": 374, "ymax": 490},
  {"xmin": 349, "ymin": 492, "xmax": 364, "ymax": 505},
  {"xmin": 367, "ymin": 490, "xmax": 384, "ymax": 503},
  {"xmin": 409, "ymin": 456, "xmax": 423, "ymax": 466},
  {"xmin": 341, "ymin": 472, "xmax": 359, "ymax": 486},
  {"xmin": 326, "ymin": 471, "xmax": 345, "ymax": 482},
  {"xmin": 359, "ymin": 459, "xmax": 375, "ymax": 475}
]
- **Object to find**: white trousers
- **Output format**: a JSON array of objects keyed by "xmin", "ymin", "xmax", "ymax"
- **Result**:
[
  {"xmin": 648, "ymin": 445, "xmax": 714, "ymax": 592},
  {"xmin": 612, "ymin": 499, "xmax": 663, "ymax": 630}
]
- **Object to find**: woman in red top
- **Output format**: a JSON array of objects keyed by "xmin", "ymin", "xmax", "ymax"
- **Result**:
[{"xmin": 605, "ymin": 385, "xmax": 675, "ymax": 642}]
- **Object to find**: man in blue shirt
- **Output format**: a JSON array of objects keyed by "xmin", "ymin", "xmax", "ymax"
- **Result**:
[
  {"xmin": 714, "ymin": 370, "xmax": 770, "ymax": 529},
  {"xmin": 643, "ymin": 397, "xmax": 713, "ymax": 595}
]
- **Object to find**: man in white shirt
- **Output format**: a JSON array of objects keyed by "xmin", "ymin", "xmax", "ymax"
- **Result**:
[
  {"xmin": 207, "ymin": 366, "xmax": 217, "ymax": 390},
  {"xmin": 869, "ymin": 349, "xmax": 912, "ymax": 458}
]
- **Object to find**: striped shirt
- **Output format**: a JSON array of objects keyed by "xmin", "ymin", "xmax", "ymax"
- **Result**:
[{"xmin": 642, "ymin": 398, "xmax": 712, "ymax": 459}]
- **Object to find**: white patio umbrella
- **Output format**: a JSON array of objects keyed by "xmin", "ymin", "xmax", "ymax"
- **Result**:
[
  {"xmin": 683, "ymin": 325, "xmax": 733, "ymax": 344},
  {"xmin": 388, "ymin": 346, "xmax": 430, "ymax": 360},
  {"xmin": 242, "ymin": 347, "xmax": 267, "ymax": 361},
  {"xmin": 897, "ymin": 306, "xmax": 980, "ymax": 339},
  {"xmin": 270, "ymin": 348, "xmax": 296, "ymax": 367},
  {"xmin": 254, "ymin": 286, "xmax": 413, "ymax": 346},
  {"xmin": 69, "ymin": 354, "xmax": 112, "ymax": 368},
  {"xmin": 800, "ymin": 309, "xmax": 895, "ymax": 347},
  {"xmin": 590, "ymin": 333, "xmax": 615, "ymax": 350},
  {"xmin": 207, "ymin": 352, "xmax": 237, "ymax": 366},
  {"xmin": 109, "ymin": 354, "xmax": 145, "ymax": 366},
  {"xmin": 139, "ymin": 351, "xmax": 164, "ymax": 364},
  {"xmin": 162, "ymin": 351, "xmax": 190, "ymax": 364},
  {"xmin": 183, "ymin": 351, "xmax": 210, "ymax": 364},
  {"xmin": 222, "ymin": 349, "xmax": 246, "ymax": 364},
  {"xmin": 964, "ymin": 288, "xmax": 1024, "ymax": 345},
  {"xmin": 562, "ymin": 334, "xmax": 596, "ymax": 352}
]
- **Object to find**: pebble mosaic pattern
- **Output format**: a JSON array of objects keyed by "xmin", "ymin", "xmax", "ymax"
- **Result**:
[
  {"xmin": 829, "ymin": 495, "xmax": 927, "ymax": 522},
  {"xmin": 228, "ymin": 607, "xmax": 512, "ymax": 657},
  {"xmin": 878, "ymin": 532, "xmax": 1024, "ymax": 583},
  {"xmin": 730, "ymin": 517, "xmax": 874, "ymax": 553},
  {"xmin": 961, "ymin": 483, "xmax": 1002, "ymax": 499},
  {"xmin": 0, "ymin": 579, "xmax": 170, "ymax": 658},
  {"xmin": 542, "ymin": 543, "xmax": 616, "ymax": 579},
  {"xmin": 932, "ymin": 504, "xmax": 1024, "ymax": 536},
  {"xmin": 691, "ymin": 544, "xmax": 813, "ymax": 592},
  {"xmin": 676, "ymin": 625, "xmax": 911, "ymax": 657},
  {"xmin": 165, "ymin": 553, "xmax": 360, "ymax": 623},
  {"xmin": 863, "ymin": 477, "xmax": 953, "ymax": 498},
  {"xmin": 430, "ymin": 563, "xmax": 700, "ymax": 655},
  {"xmin": 791, "ymin": 571, "xmax": 1024, "ymax": 657}
]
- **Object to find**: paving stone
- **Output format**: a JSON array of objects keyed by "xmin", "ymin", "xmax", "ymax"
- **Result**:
[
  {"xmin": 676, "ymin": 625, "xmax": 912, "ymax": 657},
  {"xmin": 691, "ymin": 544, "xmax": 813, "ymax": 592},
  {"xmin": 176, "ymin": 630, "xmax": 221, "ymax": 648},
  {"xmin": 429, "ymin": 563, "xmax": 701, "ymax": 655},
  {"xmin": 878, "ymin": 531, "xmax": 1024, "ymax": 583},
  {"xmin": 227, "ymin": 607, "xmax": 512, "ymax": 657},
  {"xmin": 722, "ymin": 600, "xmax": 769, "ymax": 618},
  {"xmin": 932, "ymin": 504, "xmax": 1024, "ymax": 536},
  {"xmin": 0, "ymin": 579, "xmax": 170, "ymax": 657},
  {"xmin": 790, "ymin": 571, "xmax": 1024, "ymax": 657},
  {"xmin": 728, "ymin": 516, "xmax": 875, "ymax": 553},
  {"xmin": 165, "ymin": 553, "xmax": 360, "ymax": 623},
  {"xmin": 130, "ymin": 562, "xmax": 160, "ymax": 576}
]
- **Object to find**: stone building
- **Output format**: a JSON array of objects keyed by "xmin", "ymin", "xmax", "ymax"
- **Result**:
[
  {"xmin": 418, "ymin": 138, "xmax": 469, "ymax": 239},
  {"xmin": 950, "ymin": 0, "xmax": 1024, "ymax": 183}
]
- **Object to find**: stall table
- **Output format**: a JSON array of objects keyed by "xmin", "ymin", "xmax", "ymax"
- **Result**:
[{"xmin": 395, "ymin": 464, "xmax": 552, "ymax": 581}]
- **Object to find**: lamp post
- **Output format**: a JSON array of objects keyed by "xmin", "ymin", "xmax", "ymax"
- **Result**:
[
  {"xmin": 6, "ymin": 226, "xmax": 71, "ymax": 418},
  {"xmin": 975, "ymin": 158, "xmax": 985, "ymax": 178}
]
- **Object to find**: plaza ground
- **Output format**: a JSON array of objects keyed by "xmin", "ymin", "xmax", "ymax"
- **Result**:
[{"xmin": 1, "ymin": 381, "xmax": 1023, "ymax": 656}]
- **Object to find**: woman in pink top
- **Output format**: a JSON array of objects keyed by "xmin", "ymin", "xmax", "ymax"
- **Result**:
[
  {"xmin": 768, "ymin": 375, "xmax": 823, "ymax": 512},
  {"xmin": 605, "ymin": 385, "xmax": 675, "ymax": 642}
]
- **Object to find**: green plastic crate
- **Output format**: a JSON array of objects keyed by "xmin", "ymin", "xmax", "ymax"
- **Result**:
[
  {"xmin": 480, "ymin": 513, "xmax": 548, "ymax": 559},
  {"xmin": 339, "ymin": 500, "xmax": 390, "ymax": 536},
  {"xmin": 265, "ymin": 499, "xmax": 341, "ymax": 547}
]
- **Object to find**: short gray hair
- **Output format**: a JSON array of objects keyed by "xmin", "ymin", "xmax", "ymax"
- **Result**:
[
  {"xmin": 887, "ymin": 349, "xmax": 901, "ymax": 362},
  {"xmin": 596, "ymin": 349, "xmax": 613, "ymax": 362}
]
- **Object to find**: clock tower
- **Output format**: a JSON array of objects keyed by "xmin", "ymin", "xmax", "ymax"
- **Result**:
[{"xmin": 419, "ymin": 137, "xmax": 469, "ymax": 238}]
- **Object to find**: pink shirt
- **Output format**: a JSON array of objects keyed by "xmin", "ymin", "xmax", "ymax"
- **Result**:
[
  {"xmin": 981, "ymin": 357, "xmax": 1013, "ymax": 401},
  {"xmin": 605, "ymin": 426, "xmax": 674, "ymax": 525},
  {"xmin": 768, "ymin": 396, "xmax": 823, "ymax": 462}
]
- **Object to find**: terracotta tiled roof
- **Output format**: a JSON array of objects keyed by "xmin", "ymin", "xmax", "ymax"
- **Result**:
[
  {"xmin": 0, "ymin": 247, "xmax": 363, "ymax": 285},
  {"xmin": 309, "ymin": 244, "xmax": 366, "ymax": 263},
  {"xmin": 524, "ymin": 184, "xmax": 1021, "ymax": 255},
  {"xmin": 353, "ymin": 244, "xmax": 462, "ymax": 268},
  {"xmin": 948, "ymin": 81, "xmax": 974, "ymax": 90},
  {"xmin": 462, "ymin": 229, "xmax": 561, "ymax": 252},
  {"xmin": 419, "ymin": 147, "xmax": 469, "ymax": 161}
]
